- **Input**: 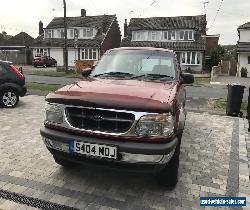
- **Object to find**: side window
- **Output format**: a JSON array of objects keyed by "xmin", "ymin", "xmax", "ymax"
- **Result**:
[
  {"xmin": 0, "ymin": 64, "xmax": 7, "ymax": 75},
  {"xmin": 248, "ymin": 56, "xmax": 250, "ymax": 64}
]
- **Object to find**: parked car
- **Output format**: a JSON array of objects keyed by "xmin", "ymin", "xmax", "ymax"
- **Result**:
[
  {"xmin": 32, "ymin": 56, "xmax": 57, "ymax": 68},
  {"xmin": 40, "ymin": 47, "xmax": 194, "ymax": 188},
  {"xmin": 0, "ymin": 60, "xmax": 26, "ymax": 108}
]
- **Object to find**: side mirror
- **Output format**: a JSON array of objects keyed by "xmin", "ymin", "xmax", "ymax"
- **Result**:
[
  {"xmin": 181, "ymin": 73, "xmax": 194, "ymax": 84},
  {"xmin": 82, "ymin": 68, "xmax": 92, "ymax": 78}
]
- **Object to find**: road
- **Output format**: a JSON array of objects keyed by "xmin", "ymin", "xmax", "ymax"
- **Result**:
[{"xmin": 25, "ymin": 74, "xmax": 249, "ymax": 100}]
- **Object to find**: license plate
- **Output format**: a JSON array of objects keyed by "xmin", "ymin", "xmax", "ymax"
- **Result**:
[{"xmin": 72, "ymin": 141, "xmax": 117, "ymax": 160}]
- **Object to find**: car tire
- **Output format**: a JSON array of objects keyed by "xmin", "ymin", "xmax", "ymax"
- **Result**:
[
  {"xmin": 0, "ymin": 89, "xmax": 19, "ymax": 108},
  {"xmin": 156, "ymin": 141, "xmax": 180, "ymax": 188},
  {"xmin": 53, "ymin": 156, "xmax": 77, "ymax": 168}
]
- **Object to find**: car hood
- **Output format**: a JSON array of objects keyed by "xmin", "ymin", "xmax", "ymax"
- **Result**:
[{"xmin": 46, "ymin": 78, "xmax": 179, "ymax": 113}]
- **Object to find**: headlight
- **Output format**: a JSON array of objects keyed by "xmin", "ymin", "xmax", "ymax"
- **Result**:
[
  {"xmin": 135, "ymin": 113, "xmax": 174, "ymax": 137},
  {"xmin": 45, "ymin": 103, "xmax": 64, "ymax": 124}
]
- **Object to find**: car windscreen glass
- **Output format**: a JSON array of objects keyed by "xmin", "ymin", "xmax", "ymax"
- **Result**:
[
  {"xmin": 92, "ymin": 50, "xmax": 176, "ymax": 79},
  {"xmin": 0, "ymin": 64, "xmax": 8, "ymax": 74}
]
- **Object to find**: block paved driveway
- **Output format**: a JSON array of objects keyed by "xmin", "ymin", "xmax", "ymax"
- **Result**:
[{"xmin": 0, "ymin": 95, "xmax": 249, "ymax": 210}]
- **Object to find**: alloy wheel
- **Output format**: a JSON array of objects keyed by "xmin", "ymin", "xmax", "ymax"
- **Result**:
[{"xmin": 2, "ymin": 91, "xmax": 18, "ymax": 107}]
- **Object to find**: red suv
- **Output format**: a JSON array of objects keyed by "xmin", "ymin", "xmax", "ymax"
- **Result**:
[
  {"xmin": 32, "ymin": 56, "xmax": 57, "ymax": 68},
  {"xmin": 40, "ymin": 47, "xmax": 194, "ymax": 188}
]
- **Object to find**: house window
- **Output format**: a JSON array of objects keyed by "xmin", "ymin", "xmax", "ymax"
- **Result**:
[
  {"xmin": 86, "ymin": 28, "xmax": 93, "ymax": 37},
  {"xmin": 132, "ymin": 30, "xmax": 194, "ymax": 41},
  {"xmin": 248, "ymin": 56, "xmax": 250, "ymax": 64},
  {"xmin": 181, "ymin": 52, "xmax": 201, "ymax": 65},
  {"xmin": 171, "ymin": 31, "xmax": 176, "ymax": 40},
  {"xmin": 45, "ymin": 30, "xmax": 54, "ymax": 38},
  {"xmin": 180, "ymin": 31, "xmax": 184, "ymax": 40},
  {"xmin": 35, "ymin": 48, "xmax": 48, "ymax": 57},
  {"xmin": 132, "ymin": 31, "xmax": 144, "ymax": 41},
  {"xmin": 74, "ymin": 29, "xmax": 79, "ymax": 38},
  {"xmin": 136, "ymin": 32, "xmax": 142, "ymax": 40},
  {"xmin": 81, "ymin": 48, "xmax": 98, "ymax": 60},
  {"xmin": 188, "ymin": 31, "xmax": 194, "ymax": 40},
  {"xmin": 69, "ymin": 29, "xmax": 74, "ymax": 38},
  {"xmin": 197, "ymin": 52, "xmax": 201, "ymax": 64},
  {"xmin": 163, "ymin": 31, "xmax": 168, "ymax": 40},
  {"xmin": 57, "ymin": 29, "xmax": 64, "ymax": 38},
  {"xmin": 148, "ymin": 31, "xmax": 160, "ymax": 41},
  {"xmin": 151, "ymin": 32, "xmax": 157, "ymax": 40},
  {"xmin": 82, "ymin": 28, "xmax": 94, "ymax": 38}
]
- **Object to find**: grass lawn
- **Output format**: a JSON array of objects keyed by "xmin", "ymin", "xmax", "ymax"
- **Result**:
[
  {"xmin": 194, "ymin": 77, "xmax": 211, "ymax": 86},
  {"xmin": 210, "ymin": 98, "xmax": 248, "ymax": 111},
  {"xmin": 24, "ymin": 69, "xmax": 82, "ymax": 78},
  {"xmin": 26, "ymin": 82, "xmax": 62, "ymax": 93}
]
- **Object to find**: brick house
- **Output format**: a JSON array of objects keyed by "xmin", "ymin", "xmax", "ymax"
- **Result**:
[
  {"xmin": 121, "ymin": 15, "xmax": 209, "ymax": 72},
  {"xmin": 237, "ymin": 22, "xmax": 250, "ymax": 77},
  {"xmin": 204, "ymin": 34, "xmax": 220, "ymax": 70},
  {"xmin": 0, "ymin": 32, "xmax": 34, "ymax": 64},
  {"xmin": 32, "ymin": 9, "xmax": 121, "ymax": 67}
]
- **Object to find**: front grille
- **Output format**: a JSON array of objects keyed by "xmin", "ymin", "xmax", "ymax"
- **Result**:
[{"xmin": 65, "ymin": 107, "xmax": 135, "ymax": 133}]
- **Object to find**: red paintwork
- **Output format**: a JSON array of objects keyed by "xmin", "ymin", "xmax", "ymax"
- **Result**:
[
  {"xmin": 46, "ymin": 78, "xmax": 179, "ymax": 113},
  {"xmin": 45, "ymin": 47, "xmax": 186, "ymax": 142}
]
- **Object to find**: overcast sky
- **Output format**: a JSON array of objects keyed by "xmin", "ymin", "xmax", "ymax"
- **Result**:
[{"xmin": 0, "ymin": 0, "xmax": 249, "ymax": 45}]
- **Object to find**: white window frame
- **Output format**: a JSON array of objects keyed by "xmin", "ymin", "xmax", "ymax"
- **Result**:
[
  {"xmin": 179, "ymin": 30, "xmax": 185, "ymax": 40},
  {"xmin": 56, "ymin": 29, "xmax": 64, "ymax": 38},
  {"xmin": 188, "ymin": 30, "xmax": 194, "ymax": 40},
  {"xmin": 81, "ymin": 48, "xmax": 99, "ymax": 60},
  {"xmin": 46, "ymin": 29, "xmax": 54, "ymax": 38},
  {"xmin": 132, "ymin": 31, "xmax": 143, "ymax": 41},
  {"xmin": 86, "ymin": 28, "xmax": 93, "ymax": 37},
  {"xmin": 136, "ymin": 31, "xmax": 142, "ymax": 41},
  {"xmin": 163, "ymin": 31, "xmax": 168, "ymax": 40},
  {"xmin": 131, "ymin": 30, "xmax": 194, "ymax": 42},
  {"xmin": 171, "ymin": 31, "xmax": 176, "ymax": 40},
  {"xmin": 180, "ymin": 52, "xmax": 201, "ymax": 65},
  {"xmin": 34, "ymin": 48, "xmax": 48, "ymax": 57},
  {"xmin": 150, "ymin": 31, "xmax": 157, "ymax": 41}
]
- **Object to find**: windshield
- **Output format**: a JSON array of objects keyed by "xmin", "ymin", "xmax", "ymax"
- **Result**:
[{"xmin": 92, "ymin": 49, "xmax": 176, "ymax": 80}]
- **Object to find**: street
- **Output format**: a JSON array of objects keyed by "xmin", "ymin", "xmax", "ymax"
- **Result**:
[{"xmin": 25, "ymin": 74, "xmax": 249, "ymax": 100}]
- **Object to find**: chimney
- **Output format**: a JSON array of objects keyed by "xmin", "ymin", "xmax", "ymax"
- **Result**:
[
  {"xmin": 39, "ymin": 21, "xmax": 43, "ymax": 36},
  {"xmin": 81, "ymin": 9, "xmax": 86, "ymax": 17},
  {"xmin": 124, "ymin": 19, "xmax": 128, "ymax": 37}
]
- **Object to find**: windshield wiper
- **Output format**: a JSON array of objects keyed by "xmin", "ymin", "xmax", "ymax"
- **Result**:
[
  {"xmin": 93, "ymin": 72, "xmax": 134, "ymax": 78},
  {"xmin": 130, "ymin": 74, "xmax": 174, "ymax": 80}
]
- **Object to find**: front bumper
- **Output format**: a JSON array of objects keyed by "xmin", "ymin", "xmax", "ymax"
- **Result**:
[
  {"xmin": 19, "ymin": 86, "xmax": 27, "ymax": 97},
  {"xmin": 40, "ymin": 127, "xmax": 178, "ymax": 173}
]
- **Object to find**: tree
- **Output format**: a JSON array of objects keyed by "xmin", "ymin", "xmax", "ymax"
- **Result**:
[{"xmin": 210, "ymin": 45, "xmax": 225, "ymax": 67}]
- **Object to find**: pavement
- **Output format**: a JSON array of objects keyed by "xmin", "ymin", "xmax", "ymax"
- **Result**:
[
  {"xmin": 0, "ymin": 95, "xmax": 249, "ymax": 210},
  {"xmin": 211, "ymin": 76, "xmax": 250, "ymax": 87}
]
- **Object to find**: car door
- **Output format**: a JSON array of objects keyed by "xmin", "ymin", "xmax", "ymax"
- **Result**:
[{"xmin": 0, "ymin": 63, "xmax": 10, "ymax": 85}]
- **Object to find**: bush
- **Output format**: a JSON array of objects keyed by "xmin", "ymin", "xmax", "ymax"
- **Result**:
[{"xmin": 240, "ymin": 67, "xmax": 248, "ymax": 77}]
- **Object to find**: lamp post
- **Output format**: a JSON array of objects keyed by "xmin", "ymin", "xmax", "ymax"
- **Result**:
[{"xmin": 63, "ymin": 0, "xmax": 68, "ymax": 73}]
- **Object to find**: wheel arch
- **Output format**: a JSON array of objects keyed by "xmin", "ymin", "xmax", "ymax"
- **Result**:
[{"xmin": 0, "ymin": 83, "xmax": 22, "ymax": 95}]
